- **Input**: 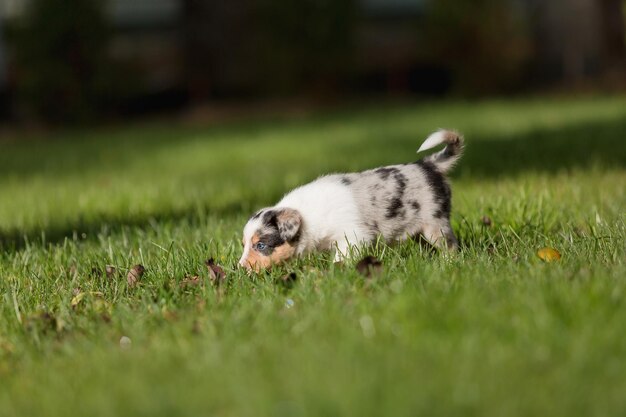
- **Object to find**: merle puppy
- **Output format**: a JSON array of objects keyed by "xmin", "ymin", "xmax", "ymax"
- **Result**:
[{"xmin": 239, "ymin": 130, "xmax": 464, "ymax": 271}]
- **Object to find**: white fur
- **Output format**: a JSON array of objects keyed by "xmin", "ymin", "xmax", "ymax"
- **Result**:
[
  {"xmin": 417, "ymin": 129, "xmax": 449, "ymax": 153},
  {"xmin": 276, "ymin": 177, "xmax": 366, "ymax": 260},
  {"xmin": 240, "ymin": 218, "xmax": 260, "ymax": 266}
]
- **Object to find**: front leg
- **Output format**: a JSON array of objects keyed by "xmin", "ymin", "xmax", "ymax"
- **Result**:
[
  {"xmin": 333, "ymin": 240, "xmax": 351, "ymax": 263},
  {"xmin": 333, "ymin": 234, "xmax": 367, "ymax": 263}
]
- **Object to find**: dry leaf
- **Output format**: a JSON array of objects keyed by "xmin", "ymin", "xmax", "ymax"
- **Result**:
[
  {"xmin": 537, "ymin": 247, "xmax": 561, "ymax": 262},
  {"xmin": 481, "ymin": 215, "xmax": 493, "ymax": 227},
  {"xmin": 71, "ymin": 292, "xmax": 86, "ymax": 308},
  {"xmin": 127, "ymin": 264, "xmax": 145, "ymax": 287},
  {"xmin": 105, "ymin": 265, "xmax": 117, "ymax": 278},
  {"xmin": 181, "ymin": 275, "xmax": 202, "ymax": 288},
  {"xmin": 356, "ymin": 256, "xmax": 383, "ymax": 277},
  {"xmin": 205, "ymin": 258, "xmax": 226, "ymax": 285}
]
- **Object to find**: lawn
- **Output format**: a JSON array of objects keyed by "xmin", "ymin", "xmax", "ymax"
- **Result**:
[{"xmin": 0, "ymin": 96, "xmax": 625, "ymax": 417}]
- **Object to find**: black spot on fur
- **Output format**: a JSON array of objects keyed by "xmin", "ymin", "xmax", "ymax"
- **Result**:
[
  {"xmin": 263, "ymin": 209, "xmax": 301, "ymax": 244},
  {"xmin": 375, "ymin": 167, "xmax": 399, "ymax": 180},
  {"xmin": 340, "ymin": 176, "xmax": 352, "ymax": 186},
  {"xmin": 279, "ymin": 222, "xmax": 294, "ymax": 235},
  {"xmin": 366, "ymin": 221, "xmax": 380, "ymax": 236},
  {"xmin": 416, "ymin": 160, "xmax": 451, "ymax": 219},
  {"xmin": 390, "ymin": 226, "xmax": 406, "ymax": 240},
  {"xmin": 250, "ymin": 210, "xmax": 264, "ymax": 220},
  {"xmin": 376, "ymin": 167, "xmax": 408, "ymax": 220},
  {"xmin": 392, "ymin": 171, "xmax": 407, "ymax": 191},
  {"xmin": 288, "ymin": 227, "xmax": 302, "ymax": 243},
  {"xmin": 278, "ymin": 221, "xmax": 301, "ymax": 243},
  {"xmin": 409, "ymin": 200, "xmax": 421, "ymax": 212},
  {"xmin": 385, "ymin": 197, "xmax": 404, "ymax": 219},
  {"xmin": 258, "ymin": 210, "xmax": 287, "ymax": 251},
  {"xmin": 262, "ymin": 210, "xmax": 277, "ymax": 228},
  {"xmin": 370, "ymin": 195, "xmax": 377, "ymax": 205}
]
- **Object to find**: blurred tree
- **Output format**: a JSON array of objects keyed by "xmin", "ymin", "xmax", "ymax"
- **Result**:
[
  {"xmin": 0, "ymin": 18, "xmax": 5, "ymax": 90},
  {"xmin": 420, "ymin": 0, "xmax": 532, "ymax": 94},
  {"xmin": 527, "ymin": 0, "xmax": 625, "ymax": 84},
  {"xmin": 182, "ymin": 0, "xmax": 357, "ymax": 99},
  {"xmin": 598, "ymin": 0, "xmax": 626, "ymax": 65},
  {"xmin": 0, "ymin": 17, "xmax": 8, "ymax": 119},
  {"xmin": 256, "ymin": 0, "xmax": 357, "ymax": 95},
  {"xmin": 11, "ymin": 0, "xmax": 111, "ymax": 123},
  {"xmin": 183, "ymin": 0, "xmax": 258, "ymax": 99}
]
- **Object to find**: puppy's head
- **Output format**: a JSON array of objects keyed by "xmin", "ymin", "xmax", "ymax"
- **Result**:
[{"xmin": 239, "ymin": 207, "xmax": 302, "ymax": 271}]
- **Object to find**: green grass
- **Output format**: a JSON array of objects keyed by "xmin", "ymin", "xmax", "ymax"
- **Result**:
[{"xmin": 1, "ymin": 96, "xmax": 625, "ymax": 417}]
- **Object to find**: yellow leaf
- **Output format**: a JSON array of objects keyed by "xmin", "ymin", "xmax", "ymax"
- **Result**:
[
  {"xmin": 93, "ymin": 299, "xmax": 112, "ymax": 314},
  {"xmin": 71, "ymin": 292, "xmax": 86, "ymax": 307},
  {"xmin": 537, "ymin": 247, "xmax": 561, "ymax": 262}
]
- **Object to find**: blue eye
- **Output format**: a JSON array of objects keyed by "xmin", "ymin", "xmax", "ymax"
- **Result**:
[{"xmin": 255, "ymin": 242, "xmax": 267, "ymax": 251}]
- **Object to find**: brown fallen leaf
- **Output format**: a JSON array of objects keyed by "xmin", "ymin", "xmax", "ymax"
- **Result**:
[
  {"xmin": 356, "ymin": 256, "xmax": 383, "ymax": 277},
  {"xmin": 181, "ymin": 275, "xmax": 203, "ymax": 288},
  {"xmin": 205, "ymin": 258, "xmax": 226, "ymax": 285},
  {"xmin": 537, "ymin": 247, "xmax": 561, "ymax": 262},
  {"xmin": 481, "ymin": 215, "xmax": 493, "ymax": 227},
  {"xmin": 127, "ymin": 264, "xmax": 145, "ymax": 287},
  {"xmin": 105, "ymin": 265, "xmax": 117, "ymax": 279}
]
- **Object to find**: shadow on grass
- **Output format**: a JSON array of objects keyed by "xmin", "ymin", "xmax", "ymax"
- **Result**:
[
  {"xmin": 0, "ymin": 201, "xmax": 250, "ymax": 251},
  {"xmin": 456, "ymin": 118, "xmax": 626, "ymax": 177},
  {"xmin": 1, "ymin": 117, "xmax": 625, "ymax": 250}
]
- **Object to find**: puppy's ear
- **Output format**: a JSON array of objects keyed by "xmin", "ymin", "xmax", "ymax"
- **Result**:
[{"xmin": 276, "ymin": 208, "xmax": 302, "ymax": 242}]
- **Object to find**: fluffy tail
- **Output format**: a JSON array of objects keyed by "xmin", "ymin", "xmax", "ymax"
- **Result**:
[{"xmin": 417, "ymin": 129, "xmax": 464, "ymax": 174}]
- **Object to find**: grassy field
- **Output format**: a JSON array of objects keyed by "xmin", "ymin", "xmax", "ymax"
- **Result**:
[{"xmin": 0, "ymin": 96, "xmax": 625, "ymax": 417}]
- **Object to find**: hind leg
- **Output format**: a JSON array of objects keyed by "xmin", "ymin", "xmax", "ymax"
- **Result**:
[{"xmin": 422, "ymin": 220, "xmax": 458, "ymax": 251}]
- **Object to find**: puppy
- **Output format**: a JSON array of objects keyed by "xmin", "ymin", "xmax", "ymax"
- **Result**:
[{"xmin": 239, "ymin": 130, "xmax": 464, "ymax": 271}]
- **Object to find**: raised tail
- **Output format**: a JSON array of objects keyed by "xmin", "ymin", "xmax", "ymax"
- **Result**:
[{"xmin": 417, "ymin": 129, "xmax": 464, "ymax": 174}]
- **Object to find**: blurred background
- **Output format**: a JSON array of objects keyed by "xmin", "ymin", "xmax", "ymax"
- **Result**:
[{"xmin": 0, "ymin": 0, "xmax": 624, "ymax": 125}]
